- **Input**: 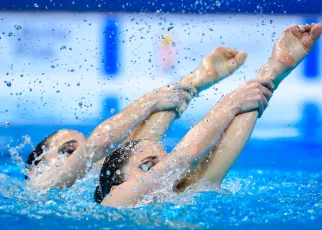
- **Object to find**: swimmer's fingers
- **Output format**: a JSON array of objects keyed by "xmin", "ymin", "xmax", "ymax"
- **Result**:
[
  {"xmin": 256, "ymin": 77, "xmax": 275, "ymax": 92},
  {"xmin": 226, "ymin": 49, "xmax": 247, "ymax": 73},
  {"xmin": 182, "ymin": 90, "xmax": 193, "ymax": 103},
  {"xmin": 179, "ymin": 85, "xmax": 198, "ymax": 97},
  {"xmin": 256, "ymin": 83, "xmax": 273, "ymax": 101},
  {"xmin": 258, "ymin": 92, "xmax": 269, "ymax": 118},
  {"xmin": 176, "ymin": 101, "xmax": 188, "ymax": 116}
]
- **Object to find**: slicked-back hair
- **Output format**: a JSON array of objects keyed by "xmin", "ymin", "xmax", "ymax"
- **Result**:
[
  {"xmin": 94, "ymin": 140, "xmax": 141, "ymax": 203},
  {"xmin": 26, "ymin": 131, "xmax": 58, "ymax": 170}
]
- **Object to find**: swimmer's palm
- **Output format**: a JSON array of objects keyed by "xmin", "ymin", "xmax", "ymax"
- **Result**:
[{"xmin": 270, "ymin": 23, "xmax": 322, "ymax": 84}]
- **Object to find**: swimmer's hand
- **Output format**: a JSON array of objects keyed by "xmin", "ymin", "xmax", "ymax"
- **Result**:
[
  {"xmin": 144, "ymin": 84, "xmax": 196, "ymax": 115},
  {"xmin": 222, "ymin": 78, "xmax": 274, "ymax": 118},
  {"xmin": 179, "ymin": 47, "xmax": 247, "ymax": 91}
]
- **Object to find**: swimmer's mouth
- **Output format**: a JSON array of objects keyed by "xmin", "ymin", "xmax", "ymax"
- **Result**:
[{"xmin": 59, "ymin": 140, "xmax": 78, "ymax": 155}]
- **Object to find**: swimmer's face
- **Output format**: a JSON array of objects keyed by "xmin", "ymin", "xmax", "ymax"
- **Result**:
[
  {"xmin": 122, "ymin": 140, "xmax": 167, "ymax": 181},
  {"xmin": 41, "ymin": 129, "xmax": 86, "ymax": 164}
]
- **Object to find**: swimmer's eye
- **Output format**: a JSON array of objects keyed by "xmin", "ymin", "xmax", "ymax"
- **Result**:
[
  {"xmin": 138, "ymin": 161, "xmax": 155, "ymax": 172},
  {"xmin": 58, "ymin": 140, "xmax": 77, "ymax": 155}
]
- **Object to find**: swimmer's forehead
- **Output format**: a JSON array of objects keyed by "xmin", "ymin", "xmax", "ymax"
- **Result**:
[
  {"xmin": 132, "ymin": 140, "xmax": 166, "ymax": 158},
  {"xmin": 47, "ymin": 130, "xmax": 85, "ymax": 147}
]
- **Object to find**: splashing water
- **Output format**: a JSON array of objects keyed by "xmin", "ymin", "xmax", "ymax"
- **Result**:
[
  {"xmin": 1, "ymin": 168, "xmax": 321, "ymax": 229},
  {"xmin": 1, "ymin": 139, "xmax": 322, "ymax": 228}
]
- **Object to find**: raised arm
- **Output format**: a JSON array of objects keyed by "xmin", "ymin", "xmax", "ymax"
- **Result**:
[
  {"xmin": 29, "ymin": 85, "xmax": 191, "ymax": 190},
  {"xmin": 101, "ymin": 79, "xmax": 272, "ymax": 207},
  {"xmin": 191, "ymin": 23, "xmax": 322, "ymax": 187},
  {"xmin": 125, "ymin": 47, "xmax": 247, "ymax": 142}
]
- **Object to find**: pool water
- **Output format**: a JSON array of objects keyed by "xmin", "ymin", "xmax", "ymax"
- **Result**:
[{"xmin": 1, "ymin": 138, "xmax": 321, "ymax": 229}]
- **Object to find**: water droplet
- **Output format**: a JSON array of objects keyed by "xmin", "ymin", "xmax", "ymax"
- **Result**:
[
  {"xmin": 6, "ymin": 82, "xmax": 12, "ymax": 87},
  {"xmin": 60, "ymin": 46, "xmax": 66, "ymax": 50},
  {"xmin": 8, "ymin": 32, "xmax": 13, "ymax": 37},
  {"xmin": 34, "ymin": 3, "xmax": 39, "ymax": 8},
  {"xmin": 172, "ymin": 41, "xmax": 176, "ymax": 47},
  {"xmin": 110, "ymin": 108, "xmax": 115, "ymax": 114},
  {"xmin": 78, "ymin": 102, "xmax": 83, "ymax": 106},
  {"xmin": 232, "ymin": 61, "xmax": 236, "ymax": 66},
  {"xmin": 215, "ymin": 0, "xmax": 221, "ymax": 7},
  {"xmin": 132, "ymin": 187, "xmax": 137, "ymax": 192},
  {"xmin": 77, "ymin": 82, "xmax": 80, "ymax": 86},
  {"xmin": 116, "ymin": 170, "xmax": 121, "ymax": 175},
  {"xmin": 106, "ymin": 170, "xmax": 111, "ymax": 176},
  {"xmin": 14, "ymin": 25, "xmax": 22, "ymax": 30},
  {"xmin": 4, "ymin": 121, "xmax": 10, "ymax": 127},
  {"xmin": 167, "ymin": 26, "xmax": 174, "ymax": 31}
]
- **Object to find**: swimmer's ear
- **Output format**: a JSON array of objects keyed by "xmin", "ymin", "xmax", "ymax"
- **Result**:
[{"xmin": 111, "ymin": 186, "xmax": 117, "ymax": 191}]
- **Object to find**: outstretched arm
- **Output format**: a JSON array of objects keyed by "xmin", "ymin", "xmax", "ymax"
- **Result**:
[
  {"xmin": 29, "ymin": 85, "xmax": 191, "ymax": 190},
  {"xmin": 101, "ymin": 80, "xmax": 272, "ymax": 207},
  {"xmin": 182, "ymin": 23, "xmax": 322, "ymax": 188},
  {"xmin": 126, "ymin": 47, "xmax": 247, "ymax": 142}
]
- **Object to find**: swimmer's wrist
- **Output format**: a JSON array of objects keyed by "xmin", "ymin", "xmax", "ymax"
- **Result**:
[
  {"xmin": 137, "ymin": 94, "xmax": 155, "ymax": 113},
  {"xmin": 178, "ymin": 74, "xmax": 199, "ymax": 92},
  {"xmin": 257, "ymin": 61, "xmax": 280, "ymax": 80}
]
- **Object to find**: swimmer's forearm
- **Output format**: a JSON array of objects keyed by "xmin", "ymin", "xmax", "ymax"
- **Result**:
[
  {"xmin": 29, "ymin": 98, "xmax": 158, "ymax": 191},
  {"xmin": 172, "ymin": 102, "xmax": 239, "ymax": 167},
  {"xmin": 125, "ymin": 69, "xmax": 215, "ymax": 142},
  {"xmin": 125, "ymin": 111, "xmax": 176, "ymax": 141},
  {"xmin": 84, "ymin": 97, "xmax": 157, "ymax": 163},
  {"xmin": 200, "ymin": 61, "xmax": 278, "ymax": 186}
]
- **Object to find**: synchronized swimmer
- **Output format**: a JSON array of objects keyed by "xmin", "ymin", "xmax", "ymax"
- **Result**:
[{"xmin": 25, "ymin": 23, "xmax": 322, "ymax": 207}]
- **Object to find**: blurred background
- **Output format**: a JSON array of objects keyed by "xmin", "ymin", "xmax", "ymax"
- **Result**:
[{"xmin": 0, "ymin": 0, "xmax": 321, "ymax": 178}]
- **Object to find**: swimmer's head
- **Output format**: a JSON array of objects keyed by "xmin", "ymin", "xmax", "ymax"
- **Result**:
[
  {"xmin": 94, "ymin": 140, "xmax": 166, "ymax": 203},
  {"xmin": 26, "ymin": 129, "xmax": 86, "ymax": 175}
]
